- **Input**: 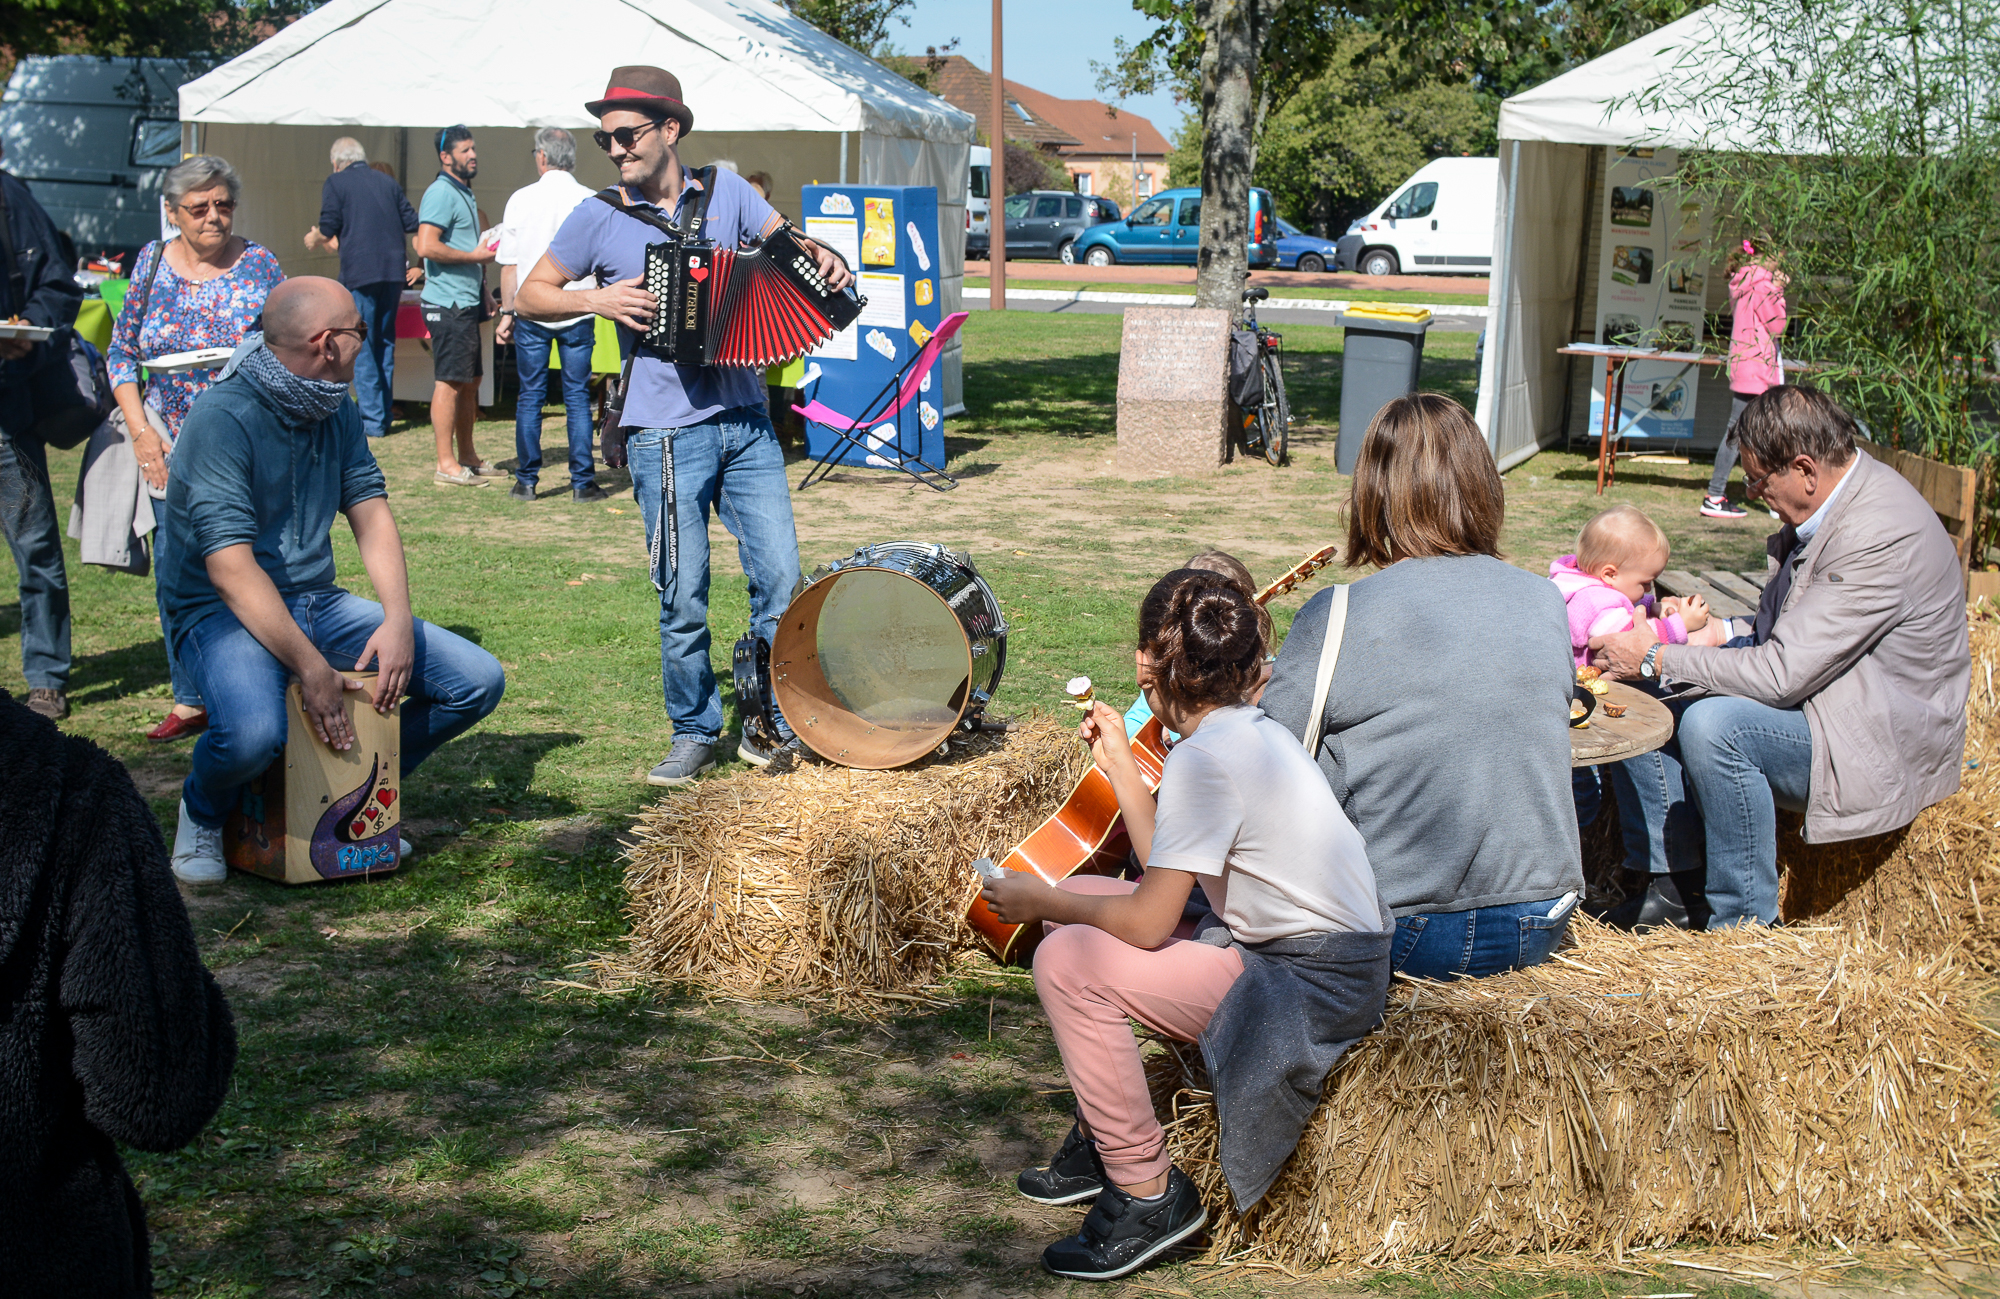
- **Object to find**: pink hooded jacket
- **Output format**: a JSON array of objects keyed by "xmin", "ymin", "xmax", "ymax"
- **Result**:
[
  {"xmin": 1549, "ymin": 555, "xmax": 1687, "ymax": 667},
  {"xmin": 1728, "ymin": 264, "xmax": 1789, "ymax": 396}
]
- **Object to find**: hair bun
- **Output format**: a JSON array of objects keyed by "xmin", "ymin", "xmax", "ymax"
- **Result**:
[{"xmin": 1138, "ymin": 570, "xmax": 1267, "ymax": 715}]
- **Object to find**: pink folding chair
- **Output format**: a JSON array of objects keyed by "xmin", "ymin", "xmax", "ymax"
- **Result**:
[{"xmin": 794, "ymin": 311, "xmax": 969, "ymax": 492}]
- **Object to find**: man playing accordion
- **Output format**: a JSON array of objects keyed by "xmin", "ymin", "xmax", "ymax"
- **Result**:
[{"xmin": 516, "ymin": 65, "xmax": 853, "ymax": 786}]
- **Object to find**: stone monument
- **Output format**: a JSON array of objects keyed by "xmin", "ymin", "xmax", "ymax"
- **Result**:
[{"xmin": 1115, "ymin": 307, "xmax": 1233, "ymax": 478}]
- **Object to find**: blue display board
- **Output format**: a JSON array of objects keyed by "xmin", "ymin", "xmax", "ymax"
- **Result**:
[{"xmin": 798, "ymin": 184, "xmax": 946, "ymax": 471}]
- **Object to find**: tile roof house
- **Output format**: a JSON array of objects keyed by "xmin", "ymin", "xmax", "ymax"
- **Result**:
[{"xmin": 931, "ymin": 55, "xmax": 1171, "ymax": 206}]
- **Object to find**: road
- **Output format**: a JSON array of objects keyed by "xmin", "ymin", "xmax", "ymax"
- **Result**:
[{"xmin": 962, "ymin": 287, "xmax": 1487, "ymax": 334}]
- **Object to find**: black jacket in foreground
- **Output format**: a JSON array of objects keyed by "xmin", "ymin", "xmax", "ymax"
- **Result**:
[
  {"xmin": 0, "ymin": 693, "xmax": 237, "ymax": 1296},
  {"xmin": 0, "ymin": 169, "xmax": 84, "ymax": 381}
]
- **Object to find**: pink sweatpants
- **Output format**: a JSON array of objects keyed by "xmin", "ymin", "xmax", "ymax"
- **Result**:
[{"xmin": 1032, "ymin": 876, "xmax": 1245, "ymax": 1185}]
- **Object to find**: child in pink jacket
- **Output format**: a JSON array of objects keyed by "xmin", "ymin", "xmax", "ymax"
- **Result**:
[
  {"xmin": 1550, "ymin": 504, "xmax": 1727, "ymax": 667},
  {"xmin": 1703, "ymin": 241, "xmax": 1790, "ymax": 519}
]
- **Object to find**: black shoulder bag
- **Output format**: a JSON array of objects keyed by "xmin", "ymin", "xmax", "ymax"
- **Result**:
[
  {"xmin": 590, "ymin": 168, "xmax": 714, "ymax": 469},
  {"xmin": 0, "ymin": 174, "xmax": 109, "ymax": 449}
]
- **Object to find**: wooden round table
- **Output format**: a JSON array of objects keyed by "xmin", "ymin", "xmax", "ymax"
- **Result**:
[{"xmin": 1571, "ymin": 680, "xmax": 1674, "ymax": 767}]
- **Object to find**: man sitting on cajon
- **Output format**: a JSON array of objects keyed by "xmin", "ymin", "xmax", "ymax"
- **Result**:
[{"xmin": 162, "ymin": 277, "xmax": 506, "ymax": 884}]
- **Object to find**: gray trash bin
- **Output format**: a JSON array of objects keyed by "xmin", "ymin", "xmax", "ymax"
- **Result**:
[{"xmin": 1335, "ymin": 309, "xmax": 1433, "ymax": 473}]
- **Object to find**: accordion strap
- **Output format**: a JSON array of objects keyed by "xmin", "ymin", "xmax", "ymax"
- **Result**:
[{"xmin": 594, "ymin": 165, "xmax": 717, "ymax": 241}]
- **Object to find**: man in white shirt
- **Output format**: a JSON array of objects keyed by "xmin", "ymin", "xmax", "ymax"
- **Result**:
[{"xmin": 495, "ymin": 128, "xmax": 603, "ymax": 502}]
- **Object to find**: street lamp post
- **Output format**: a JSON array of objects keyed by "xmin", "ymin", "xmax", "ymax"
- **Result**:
[{"xmin": 989, "ymin": 0, "xmax": 1006, "ymax": 311}]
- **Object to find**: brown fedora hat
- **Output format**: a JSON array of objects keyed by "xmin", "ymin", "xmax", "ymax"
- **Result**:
[{"xmin": 586, "ymin": 65, "xmax": 694, "ymax": 136}]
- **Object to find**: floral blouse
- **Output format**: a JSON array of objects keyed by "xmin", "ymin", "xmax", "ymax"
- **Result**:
[{"xmin": 106, "ymin": 239, "xmax": 285, "ymax": 440}]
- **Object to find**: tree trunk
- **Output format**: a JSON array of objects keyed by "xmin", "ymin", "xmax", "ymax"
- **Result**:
[{"xmin": 1194, "ymin": 0, "xmax": 1257, "ymax": 311}]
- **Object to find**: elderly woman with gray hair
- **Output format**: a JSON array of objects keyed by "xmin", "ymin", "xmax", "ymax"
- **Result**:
[{"xmin": 107, "ymin": 153, "xmax": 284, "ymax": 742}]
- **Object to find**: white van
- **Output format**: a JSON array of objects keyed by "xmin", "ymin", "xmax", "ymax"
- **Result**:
[
  {"xmin": 1335, "ymin": 157, "xmax": 1498, "ymax": 277},
  {"xmin": 966, "ymin": 145, "xmax": 991, "ymax": 257},
  {"xmin": 0, "ymin": 56, "xmax": 195, "ymax": 263}
]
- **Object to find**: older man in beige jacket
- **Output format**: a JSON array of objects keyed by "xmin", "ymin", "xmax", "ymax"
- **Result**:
[{"xmin": 1593, "ymin": 386, "xmax": 1969, "ymax": 929}]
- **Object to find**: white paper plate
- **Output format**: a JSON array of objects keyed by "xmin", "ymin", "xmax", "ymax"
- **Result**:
[
  {"xmin": 145, "ymin": 347, "xmax": 236, "ymax": 373},
  {"xmin": 0, "ymin": 322, "xmax": 54, "ymax": 340}
]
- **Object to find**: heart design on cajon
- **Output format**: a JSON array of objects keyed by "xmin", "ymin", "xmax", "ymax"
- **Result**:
[{"xmin": 689, "ymin": 262, "xmax": 708, "ymax": 282}]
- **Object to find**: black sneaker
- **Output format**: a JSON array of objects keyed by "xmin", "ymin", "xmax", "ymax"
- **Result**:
[
  {"xmin": 1700, "ymin": 494, "xmax": 1748, "ymax": 519},
  {"xmin": 1041, "ymin": 1166, "xmax": 1206, "ymax": 1280},
  {"xmin": 1017, "ymin": 1123, "xmax": 1107, "ymax": 1205},
  {"xmin": 509, "ymin": 480, "xmax": 536, "ymax": 502},
  {"xmin": 573, "ymin": 484, "xmax": 610, "ymax": 502}
]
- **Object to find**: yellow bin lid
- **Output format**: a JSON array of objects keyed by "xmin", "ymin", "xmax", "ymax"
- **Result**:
[{"xmin": 1343, "ymin": 302, "xmax": 1434, "ymax": 324}]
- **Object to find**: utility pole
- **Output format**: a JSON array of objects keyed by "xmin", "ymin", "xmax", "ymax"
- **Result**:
[
  {"xmin": 1131, "ymin": 131, "xmax": 1138, "ymax": 201},
  {"xmin": 989, "ymin": 0, "xmax": 1006, "ymax": 311}
]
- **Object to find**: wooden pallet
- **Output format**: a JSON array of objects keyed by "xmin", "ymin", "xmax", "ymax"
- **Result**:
[{"xmin": 1655, "ymin": 568, "xmax": 1771, "ymax": 621}]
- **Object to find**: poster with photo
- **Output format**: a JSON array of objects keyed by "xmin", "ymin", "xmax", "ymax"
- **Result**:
[{"xmin": 1589, "ymin": 147, "xmax": 1706, "ymax": 440}]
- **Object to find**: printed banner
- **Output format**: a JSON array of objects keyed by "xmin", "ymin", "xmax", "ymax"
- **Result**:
[{"xmin": 1588, "ymin": 147, "xmax": 1706, "ymax": 440}]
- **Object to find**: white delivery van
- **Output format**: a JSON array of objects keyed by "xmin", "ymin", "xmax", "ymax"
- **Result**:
[
  {"xmin": 0, "ymin": 56, "xmax": 195, "ymax": 264},
  {"xmin": 966, "ymin": 144, "xmax": 991, "ymax": 258},
  {"xmin": 1335, "ymin": 156, "xmax": 1498, "ymax": 277}
]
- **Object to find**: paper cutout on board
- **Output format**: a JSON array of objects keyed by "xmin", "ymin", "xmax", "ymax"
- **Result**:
[
  {"xmin": 919, "ymin": 401, "xmax": 939, "ymax": 431},
  {"xmin": 818, "ymin": 193, "xmax": 855, "ymax": 215},
  {"xmin": 863, "ymin": 197, "xmax": 897, "ymax": 265},
  {"xmin": 865, "ymin": 328, "xmax": 897, "ymax": 360},
  {"xmin": 906, "ymin": 222, "xmax": 931, "ymax": 270},
  {"xmin": 913, "ymin": 278, "xmax": 934, "ymax": 306},
  {"xmin": 908, "ymin": 319, "xmax": 932, "ymax": 348}
]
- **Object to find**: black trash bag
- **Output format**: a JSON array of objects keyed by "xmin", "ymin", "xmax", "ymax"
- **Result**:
[{"xmin": 1229, "ymin": 329, "xmax": 1264, "ymax": 410}]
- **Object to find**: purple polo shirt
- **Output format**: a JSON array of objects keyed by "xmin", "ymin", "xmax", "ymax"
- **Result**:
[{"xmin": 544, "ymin": 166, "xmax": 777, "ymax": 429}]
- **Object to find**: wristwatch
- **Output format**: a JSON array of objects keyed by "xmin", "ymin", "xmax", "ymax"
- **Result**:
[{"xmin": 1639, "ymin": 642, "xmax": 1664, "ymax": 679}]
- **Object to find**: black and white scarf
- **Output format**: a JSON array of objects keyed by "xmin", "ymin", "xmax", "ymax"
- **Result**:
[{"xmin": 226, "ymin": 334, "xmax": 350, "ymax": 426}]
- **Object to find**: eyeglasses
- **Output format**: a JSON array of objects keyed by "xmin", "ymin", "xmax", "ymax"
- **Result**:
[
  {"xmin": 177, "ymin": 199, "xmax": 237, "ymax": 219},
  {"xmin": 320, "ymin": 322, "xmax": 369, "ymax": 343},
  {"xmin": 593, "ymin": 121, "xmax": 664, "ymax": 153},
  {"xmin": 1743, "ymin": 461, "xmax": 1791, "ymax": 497}
]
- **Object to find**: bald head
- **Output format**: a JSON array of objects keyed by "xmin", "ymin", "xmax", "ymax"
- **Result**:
[
  {"xmin": 263, "ymin": 277, "xmax": 354, "ymax": 350},
  {"xmin": 262, "ymin": 277, "xmax": 362, "ymax": 383}
]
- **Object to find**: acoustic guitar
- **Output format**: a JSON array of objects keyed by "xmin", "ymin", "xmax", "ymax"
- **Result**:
[{"xmin": 965, "ymin": 543, "xmax": 1341, "ymax": 964}]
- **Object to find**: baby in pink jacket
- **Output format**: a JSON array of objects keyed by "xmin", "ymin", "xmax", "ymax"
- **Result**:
[{"xmin": 1549, "ymin": 504, "xmax": 1728, "ymax": 666}]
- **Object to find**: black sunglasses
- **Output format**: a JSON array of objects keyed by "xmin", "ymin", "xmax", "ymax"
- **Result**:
[
  {"xmin": 593, "ymin": 120, "xmax": 664, "ymax": 153},
  {"xmin": 321, "ymin": 322, "xmax": 369, "ymax": 343}
]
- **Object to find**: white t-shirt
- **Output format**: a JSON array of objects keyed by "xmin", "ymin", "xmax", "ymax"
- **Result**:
[
  {"xmin": 498, "ymin": 168, "xmax": 597, "ymax": 328},
  {"xmin": 1149, "ymin": 705, "xmax": 1383, "ymax": 943}
]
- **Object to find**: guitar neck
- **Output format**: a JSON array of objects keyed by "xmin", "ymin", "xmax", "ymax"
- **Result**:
[{"xmin": 1255, "ymin": 544, "xmax": 1339, "ymax": 606}]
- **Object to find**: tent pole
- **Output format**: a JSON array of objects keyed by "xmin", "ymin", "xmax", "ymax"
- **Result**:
[
  {"xmin": 1484, "ymin": 139, "xmax": 1521, "ymax": 458},
  {"xmin": 839, "ymin": 131, "xmax": 848, "ymax": 184},
  {"xmin": 398, "ymin": 128, "xmax": 409, "ymax": 193}
]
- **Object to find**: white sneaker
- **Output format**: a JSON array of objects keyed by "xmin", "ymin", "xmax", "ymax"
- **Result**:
[{"xmin": 171, "ymin": 799, "xmax": 228, "ymax": 884}]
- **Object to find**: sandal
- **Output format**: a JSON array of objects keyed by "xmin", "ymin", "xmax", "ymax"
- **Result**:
[{"xmin": 434, "ymin": 466, "xmax": 489, "ymax": 486}]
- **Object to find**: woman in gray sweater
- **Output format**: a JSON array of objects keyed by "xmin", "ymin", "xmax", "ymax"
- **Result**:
[{"xmin": 1261, "ymin": 393, "xmax": 1582, "ymax": 980}]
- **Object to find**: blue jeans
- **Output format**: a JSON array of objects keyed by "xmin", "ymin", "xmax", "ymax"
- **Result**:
[
  {"xmin": 1391, "ymin": 898, "xmax": 1576, "ymax": 981},
  {"xmin": 349, "ymin": 283, "xmax": 401, "ymax": 437},
  {"xmin": 176, "ymin": 588, "xmax": 506, "ymax": 827},
  {"xmin": 0, "ymin": 394, "xmax": 70, "ymax": 690},
  {"xmin": 149, "ymin": 491, "xmax": 201, "ymax": 707},
  {"xmin": 513, "ymin": 318, "xmax": 596, "ymax": 491},
  {"xmin": 1613, "ymin": 693, "xmax": 1810, "ymax": 927},
  {"xmin": 627, "ymin": 408, "xmax": 800, "ymax": 743}
]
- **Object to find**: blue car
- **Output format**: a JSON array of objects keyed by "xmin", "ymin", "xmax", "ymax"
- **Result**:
[
  {"xmin": 1273, "ymin": 218, "xmax": 1339, "ymax": 274},
  {"xmin": 1070, "ymin": 186, "xmax": 1279, "ymax": 268}
]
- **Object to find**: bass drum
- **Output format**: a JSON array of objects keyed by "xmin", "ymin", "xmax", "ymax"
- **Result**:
[{"xmin": 771, "ymin": 542, "xmax": 1007, "ymax": 769}]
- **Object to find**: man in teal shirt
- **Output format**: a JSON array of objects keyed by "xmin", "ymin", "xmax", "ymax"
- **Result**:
[{"xmin": 413, "ymin": 125, "xmax": 501, "ymax": 487}]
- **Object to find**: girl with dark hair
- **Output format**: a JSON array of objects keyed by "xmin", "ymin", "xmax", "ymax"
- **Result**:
[{"xmin": 979, "ymin": 570, "xmax": 1390, "ymax": 1281}]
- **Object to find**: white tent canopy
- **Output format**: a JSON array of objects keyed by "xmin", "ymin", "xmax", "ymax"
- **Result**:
[
  {"xmin": 178, "ymin": 0, "xmax": 975, "ymax": 408},
  {"xmin": 1475, "ymin": 2, "xmax": 1804, "ymax": 468}
]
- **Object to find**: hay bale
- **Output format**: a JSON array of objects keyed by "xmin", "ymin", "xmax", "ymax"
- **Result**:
[
  {"xmin": 601, "ymin": 715, "xmax": 1090, "ymax": 1000},
  {"xmin": 1778, "ymin": 611, "xmax": 2000, "ymax": 968},
  {"xmin": 1149, "ymin": 918, "xmax": 1999, "ymax": 1269}
]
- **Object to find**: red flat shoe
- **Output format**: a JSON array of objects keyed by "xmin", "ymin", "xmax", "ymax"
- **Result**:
[{"xmin": 147, "ymin": 710, "xmax": 209, "ymax": 742}]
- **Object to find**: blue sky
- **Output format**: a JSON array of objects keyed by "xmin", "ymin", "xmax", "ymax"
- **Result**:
[{"xmin": 896, "ymin": 0, "xmax": 1189, "ymax": 142}]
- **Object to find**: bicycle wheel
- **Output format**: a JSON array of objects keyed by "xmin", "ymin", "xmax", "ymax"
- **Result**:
[{"xmin": 1257, "ymin": 350, "xmax": 1290, "ymax": 465}]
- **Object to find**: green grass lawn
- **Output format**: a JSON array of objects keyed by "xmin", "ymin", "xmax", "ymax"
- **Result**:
[
  {"xmin": 0, "ymin": 312, "xmax": 1798, "ymax": 1297},
  {"xmin": 966, "ymin": 275, "xmax": 1491, "ymax": 306}
]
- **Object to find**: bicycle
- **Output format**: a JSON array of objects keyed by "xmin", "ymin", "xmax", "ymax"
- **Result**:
[{"xmin": 1236, "ymin": 286, "xmax": 1290, "ymax": 466}]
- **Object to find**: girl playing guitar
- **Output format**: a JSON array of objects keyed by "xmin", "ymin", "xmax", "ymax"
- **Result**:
[{"xmin": 977, "ymin": 569, "xmax": 1392, "ymax": 1280}]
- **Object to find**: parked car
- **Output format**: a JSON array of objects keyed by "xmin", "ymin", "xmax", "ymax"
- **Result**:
[
  {"xmin": 1273, "ymin": 218, "xmax": 1339, "ymax": 273},
  {"xmin": 977, "ymin": 189, "xmax": 1117, "ymax": 263},
  {"xmin": 1333, "ymin": 157, "xmax": 1498, "ymax": 277},
  {"xmin": 966, "ymin": 144, "xmax": 991, "ymax": 257},
  {"xmin": 1069, "ymin": 187, "xmax": 1279, "ymax": 268},
  {"xmin": 0, "ymin": 55, "xmax": 194, "ymax": 264}
]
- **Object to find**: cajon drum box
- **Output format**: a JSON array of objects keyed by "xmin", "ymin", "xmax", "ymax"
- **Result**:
[{"xmin": 222, "ymin": 673, "xmax": 402, "ymax": 884}]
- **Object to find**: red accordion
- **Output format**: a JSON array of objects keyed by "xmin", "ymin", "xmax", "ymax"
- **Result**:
[{"xmin": 642, "ymin": 224, "xmax": 864, "ymax": 368}]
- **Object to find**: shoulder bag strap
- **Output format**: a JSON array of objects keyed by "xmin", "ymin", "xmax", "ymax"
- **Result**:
[
  {"xmin": 1300, "ymin": 584, "xmax": 1350, "ymax": 757},
  {"xmin": 592, "ymin": 167, "xmax": 718, "ymax": 240}
]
